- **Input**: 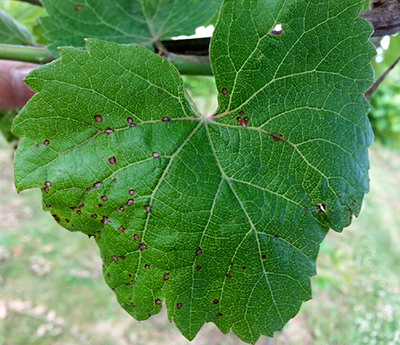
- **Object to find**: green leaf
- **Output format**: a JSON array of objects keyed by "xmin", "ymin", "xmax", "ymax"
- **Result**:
[
  {"xmin": 41, "ymin": 0, "xmax": 222, "ymax": 54},
  {"xmin": 12, "ymin": 0, "xmax": 375, "ymax": 343},
  {"xmin": 0, "ymin": 109, "xmax": 19, "ymax": 143},
  {"xmin": 0, "ymin": 9, "xmax": 36, "ymax": 45}
]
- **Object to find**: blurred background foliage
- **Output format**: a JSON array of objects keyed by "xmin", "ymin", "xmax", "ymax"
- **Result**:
[{"xmin": 0, "ymin": 1, "xmax": 399, "ymax": 345}]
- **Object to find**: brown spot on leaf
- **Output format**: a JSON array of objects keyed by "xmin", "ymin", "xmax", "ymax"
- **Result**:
[
  {"xmin": 101, "ymin": 216, "xmax": 109, "ymax": 225},
  {"xmin": 94, "ymin": 115, "xmax": 103, "ymax": 122},
  {"xmin": 242, "ymin": 266, "xmax": 247, "ymax": 270},
  {"xmin": 118, "ymin": 226, "xmax": 126, "ymax": 233},
  {"xmin": 222, "ymin": 88, "xmax": 228, "ymax": 95},
  {"xmin": 217, "ymin": 312, "xmax": 223, "ymax": 317},
  {"xmin": 162, "ymin": 116, "xmax": 171, "ymax": 122},
  {"xmin": 75, "ymin": 5, "xmax": 83, "ymax": 11},
  {"xmin": 133, "ymin": 234, "xmax": 139, "ymax": 241},
  {"xmin": 145, "ymin": 205, "xmax": 151, "ymax": 213},
  {"xmin": 65, "ymin": 219, "xmax": 70, "ymax": 223},
  {"xmin": 274, "ymin": 235, "xmax": 279, "ymax": 241},
  {"xmin": 44, "ymin": 187, "xmax": 49, "ymax": 194},
  {"xmin": 213, "ymin": 299, "xmax": 219, "ymax": 304},
  {"xmin": 98, "ymin": 204, "xmax": 103, "ymax": 208},
  {"xmin": 77, "ymin": 210, "xmax": 82, "ymax": 215},
  {"xmin": 93, "ymin": 181, "xmax": 103, "ymax": 189},
  {"xmin": 195, "ymin": 247, "xmax": 202, "ymax": 256},
  {"xmin": 177, "ymin": 303, "xmax": 183, "ymax": 309},
  {"xmin": 155, "ymin": 299, "xmax": 162, "ymax": 305},
  {"xmin": 163, "ymin": 272, "xmax": 170, "ymax": 281},
  {"xmin": 196, "ymin": 266, "xmax": 202, "ymax": 271},
  {"xmin": 226, "ymin": 274, "xmax": 232, "ymax": 279},
  {"xmin": 105, "ymin": 128, "xmax": 114, "ymax": 135},
  {"xmin": 52, "ymin": 215, "xmax": 60, "ymax": 222},
  {"xmin": 112, "ymin": 255, "xmax": 118, "ymax": 264},
  {"xmin": 120, "ymin": 256, "xmax": 126, "ymax": 261},
  {"xmin": 139, "ymin": 243, "xmax": 147, "ymax": 251},
  {"xmin": 270, "ymin": 133, "xmax": 284, "ymax": 142},
  {"xmin": 126, "ymin": 199, "xmax": 134, "ymax": 206},
  {"xmin": 101, "ymin": 196, "xmax": 108, "ymax": 202},
  {"xmin": 119, "ymin": 206, "xmax": 125, "ymax": 212},
  {"xmin": 145, "ymin": 264, "xmax": 151, "ymax": 270},
  {"xmin": 78, "ymin": 203, "xmax": 84, "ymax": 209},
  {"xmin": 262, "ymin": 254, "xmax": 267, "ymax": 260},
  {"xmin": 43, "ymin": 139, "xmax": 50, "ymax": 146},
  {"xmin": 129, "ymin": 189, "xmax": 135, "ymax": 196},
  {"xmin": 46, "ymin": 204, "xmax": 51, "ymax": 208},
  {"xmin": 152, "ymin": 152, "xmax": 160, "ymax": 159},
  {"xmin": 45, "ymin": 181, "xmax": 51, "ymax": 187},
  {"xmin": 108, "ymin": 156, "xmax": 117, "ymax": 165}
]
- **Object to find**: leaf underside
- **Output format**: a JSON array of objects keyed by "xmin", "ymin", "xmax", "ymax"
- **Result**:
[
  {"xmin": 12, "ymin": 0, "xmax": 375, "ymax": 343},
  {"xmin": 41, "ymin": 0, "xmax": 221, "ymax": 54}
]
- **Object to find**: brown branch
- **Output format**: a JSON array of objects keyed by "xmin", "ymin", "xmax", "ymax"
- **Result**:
[
  {"xmin": 365, "ymin": 54, "xmax": 400, "ymax": 99},
  {"xmin": 361, "ymin": 0, "xmax": 400, "ymax": 37}
]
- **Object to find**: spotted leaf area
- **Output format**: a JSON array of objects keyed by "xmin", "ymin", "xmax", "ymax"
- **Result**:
[
  {"xmin": 12, "ymin": 0, "xmax": 375, "ymax": 343},
  {"xmin": 40, "ymin": 0, "xmax": 221, "ymax": 54}
]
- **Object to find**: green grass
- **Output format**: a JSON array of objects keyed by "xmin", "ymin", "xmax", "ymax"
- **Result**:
[{"xmin": 1, "ymin": 129, "xmax": 400, "ymax": 345}]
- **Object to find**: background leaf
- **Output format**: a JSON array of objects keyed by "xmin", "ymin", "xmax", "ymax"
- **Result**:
[
  {"xmin": 12, "ymin": 0, "xmax": 375, "ymax": 343},
  {"xmin": 41, "ymin": 0, "xmax": 222, "ymax": 54},
  {"xmin": 0, "ymin": 9, "xmax": 36, "ymax": 45}
]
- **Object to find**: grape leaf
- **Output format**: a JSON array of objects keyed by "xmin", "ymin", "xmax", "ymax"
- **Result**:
[
  {"xmin": 12, "ymin": 0, "xmax": 375, "ymax": 343},
  {"xmin": 0, "ymin": 9, "xmax": 36, "ymax": 45},
  {"xmin": 41, "ymin": 0, "xmax": 222, "ymax": 54}
]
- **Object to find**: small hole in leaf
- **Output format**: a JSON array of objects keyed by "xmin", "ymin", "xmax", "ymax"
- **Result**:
[
  {"xmin": 155, "ymin": 299, "xmax": 162, "ymax": 305},
  {"xmin": 45, "ymin": 181, "xmax": 51, "ymax": 187},
  {"xmin": 317, "ymin": 203, "xmax": 327, "ymax": 213},
  {"xmin": 271, "ymin": 23, "xmax": 283, "ymax": 36},
  {"xmin": 129, "ymin": 189, "xmax": 135, "ymax": 196},
  {"xmin": 152, "ymin": 152, "xmax": 160, "ymax": 159},
  {"xmin": 105, "ymin": 128, "xmax": 114, "ymax": 135}
]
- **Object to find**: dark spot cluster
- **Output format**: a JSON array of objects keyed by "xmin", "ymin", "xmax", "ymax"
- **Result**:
[
  {"xmin": 127, "ymin": 117, "xmax": 137, "ymax": 128},
  {"xmin": 236, "ymin": 116, "xmax": 249, "ymax": 128}
]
